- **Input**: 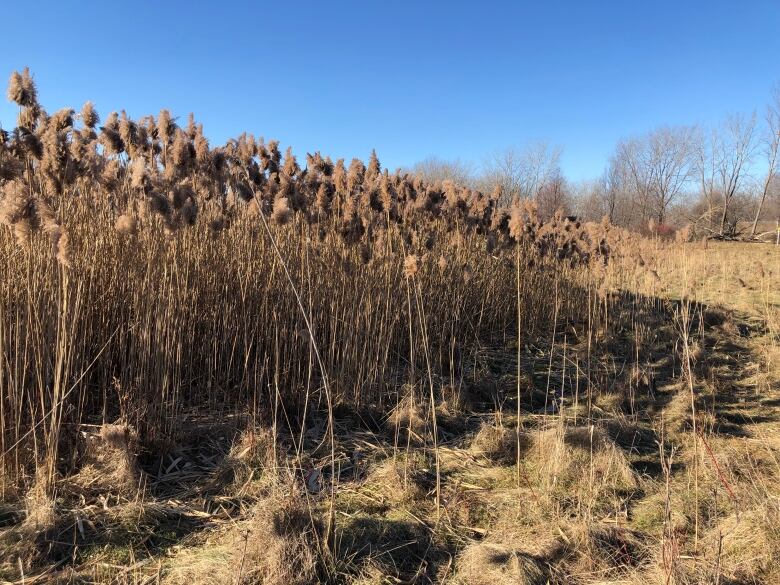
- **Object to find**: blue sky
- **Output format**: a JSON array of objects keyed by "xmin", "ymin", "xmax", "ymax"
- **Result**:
[{"xmin": 1, "ymin": 1, "xmax": 778, "ymax": 181}]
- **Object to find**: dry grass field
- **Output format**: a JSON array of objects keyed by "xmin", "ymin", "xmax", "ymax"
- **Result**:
[{"xmin": 1, "ymin": 69, "xmax": 779, "ymax": 584}]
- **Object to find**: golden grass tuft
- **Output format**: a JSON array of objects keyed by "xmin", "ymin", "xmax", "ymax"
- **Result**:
[
  {"xmin": 164, "ymin": 481, "xmax": 321, "ymax": 585},
  {"xmin": 69, "ymin": 423, "xmax": 142, "ymax": 498},
  {"xmin": 441, "ymin": 383, "xmax": 475, "ymax": 412},
  {"xmin": 386, "ymin": 392, "xmax": 428, "ymax": 446},
  {"xmin": 210, "ymin": 426, "xmax": 279, "ymax": 494},
  {"xmin": 22, "ymin": 471, "xmax": 57, "ymax": 534},
  {"xmin": 566, "ymin": 522, "xmax": 647, "ymax": 578},
  {"xmin": 361, "ymin": 456, "xmax": 428, "ymax": 505},
  {"xmin": 471, "ymin": 423, "xmax": 532, "ymax": 464},
  {"xmin": 453, "ymin": 542, "xmax": 547, "ymax": 585},
  {"xmin": 710, "ymin": 503, "xmax": 780, "ymax": 583}
]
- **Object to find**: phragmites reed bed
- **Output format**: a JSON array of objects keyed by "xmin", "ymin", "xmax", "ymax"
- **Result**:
[{"xmin": 0, "ymin": 69, "xmax": 616, "ymax": 495}]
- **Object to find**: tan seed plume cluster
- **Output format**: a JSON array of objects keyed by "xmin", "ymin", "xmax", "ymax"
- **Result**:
[{"xmin": 0, "ymin": 69, "xmax": 619, "ymax": 502}]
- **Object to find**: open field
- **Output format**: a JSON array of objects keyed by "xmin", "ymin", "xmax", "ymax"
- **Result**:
[{"xmin": 1, "ymin": 70, "xmax": 780, "ymax": 584}]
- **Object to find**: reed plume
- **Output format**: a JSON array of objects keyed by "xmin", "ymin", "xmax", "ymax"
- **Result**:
[
  {"xmin": 80, "ymin": 101, "xmax": 99, "ymax": 128},
  {"xmin": 272, "ymin": 196, "xmax": 292, "ymax": 225},
  {"xmin": 7, "ymin": 67, "xmax": 37, "ymax": 107},
  {"xmin": 158, "ymin": 109, "xmax": 174, "ymax": 144},
  {"xmin": 115, "ymin": 213, "xmax": 138, "ymax": 236},
  {"xmin": 403, "ymin": 254, "xmax": 419, "ymax": 278},
  {"xmin": 0, "ymin": 179, "xmax": 31, "ymax": 226}
]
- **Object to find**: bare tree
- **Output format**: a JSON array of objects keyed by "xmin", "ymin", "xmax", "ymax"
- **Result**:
[
  {"xmin": 602, "ymin": 154, "xmax": 643, "ymax": 226},
  {"xmin": 692, "ymin": 114, "xmax": 758, "ymax": 235},
  {"xmin": 570, "ymin": 179, "xmax": 607, "ymax": 221},
  {"xmin": 569, "ymin": 159, "xmax": 639, "ymax": 227},
  {"xmin": 409, "ymin": 156, "xmax": 475, "ymax": 187},
  {"xmin": 693, "ymin": 125, "xmax": 721, "ymax": 229},
  {"xmin": 715, "ymin": 113, "xmax": 758, "ymax": 234},
  {"xmin": 751, "ymin": 88, "xmax": 780, "ymax": 237},
  {"xmin": 479, "ymin": 142, "xmax": 562, "ymax": 204},
  {"xmin": 536, "ymin": 171, "xmax": 570, "ymax": 220},
  {"xmin": 616, "ymin": 126, "xmax": 696, "ymax": 225}
]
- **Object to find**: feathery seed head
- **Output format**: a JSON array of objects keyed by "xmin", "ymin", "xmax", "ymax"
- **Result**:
[
  {"xmin": 7, "ymin": 68, "xmax": 37, "ymax": 107},
  {"xmin": 171, "ymin": 129, "xmax": 191, "ymax": 169},
  {"xmin": 272, "ymin": 196, "xmax": 292, "ymax": 225},
  {"xmin": 403, "ymin": 254, "xmax": 419, "ymax": 278},
  {"xmin": 157, "ymin": 109, "xmax": 175, "ymax": 144},
  {"xmin": 366, "ymin": 149, "xmax": 381, "ymax": 180},
  {"xmin": 282, "ymin": 146, "xmax": 300, "ymax": 177},
  {"xmin": 0, "ymin": 180, "xmax": 32, "ymax": 226},
  {"xmin": 80, "ymin": 101, "xmax": 99, "ymax": 129},
  {"xmin": 347, "ymin": 158, "xmax": 365, "ymax": 193},
  {"xmin": 147, "ymin": 192, "xmax": 172, "ymax": 218},
  {"xmin": 508, "ymin": 203, "xmax": 525, "ymax": 241},
  {"xmin": 115, "ymin": 214, "xmax": 138, "ymax": 236},
  {"xmin": 13, "ymin": 219, "xmax": 31, "ymax": 246},
  {"xmin": 130, "ymin": 157, "xmax": 147, "ymax": 190},
  {"xmin": 180, "ymin": 198, "xmax": 198, "ymax": 226}
]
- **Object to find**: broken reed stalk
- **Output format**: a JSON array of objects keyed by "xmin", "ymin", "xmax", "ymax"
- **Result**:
[
  {"xmin": 659, "ymin": 425, "xmax": 678, "ymax": 585},
  {"xmin": 411, "ymin": 267, "xmax": 441, "ymax": 515},
  {"xmin": 543, "ymin": 275, "xmax": 561, "ymax": 417},
  {"xmin": 249, "ymin": 186, "xmax": 337, "ymax": 570},
  {"xmin": 515, "ymin": 240, "xmax": 522, "ymax": 488},
  {"xmin": 402, "ymin": 255, "xmax": 416, "ymax": 488},
  {"xmin": 676, "ymin": 265, "xmax": 700, "ymax": 552}
]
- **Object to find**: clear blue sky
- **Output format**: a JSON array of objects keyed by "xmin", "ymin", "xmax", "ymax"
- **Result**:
[{"xmin": 1, "ymin": 1, "xmax": 778, "ymax": 181}]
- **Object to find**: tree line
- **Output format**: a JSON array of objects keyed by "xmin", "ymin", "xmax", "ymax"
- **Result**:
[{"xmin": 411, "ymin": 87, "xmax": 780, "ymax": 239}]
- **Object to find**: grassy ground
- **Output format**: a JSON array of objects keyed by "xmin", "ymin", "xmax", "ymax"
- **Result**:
[{"xmin": 1, "ymin": 240, "xmax": 779, "ymax": 584}]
